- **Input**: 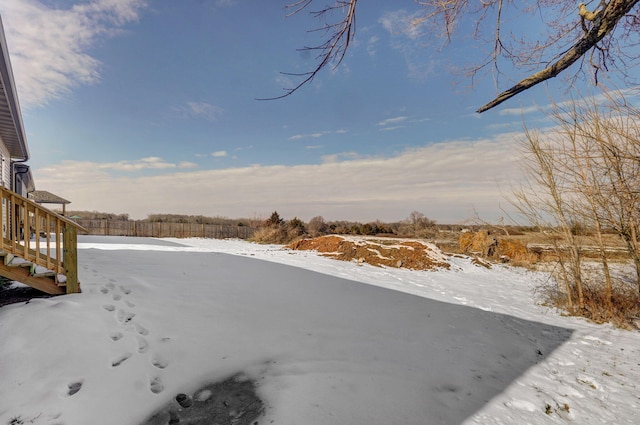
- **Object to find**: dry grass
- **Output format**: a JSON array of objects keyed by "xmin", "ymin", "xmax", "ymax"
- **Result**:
[
  {"xmin": 538, "ymin": 278, "xmax": 640, "ymax": 329},
  {"xmin": 250, "ymin": 227, "xmax": 291, "ymax": 244},
  {"xmin": 458, "ymin": 231, "xmax": 537, "ymax": 266},
  {"xmin": 459, "ymin": 231, "xmax": 496, "ymax": 256},
  {"xmin": 496, "ymin": 239, "xmax": 539, "ymax": 266}
]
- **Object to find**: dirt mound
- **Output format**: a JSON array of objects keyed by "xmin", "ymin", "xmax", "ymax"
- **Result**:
[{"xmin": 287, "ymin": 235, "xmax": 450, "ymax": 270}]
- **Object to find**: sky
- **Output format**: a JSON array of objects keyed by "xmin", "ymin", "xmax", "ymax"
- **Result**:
[{"xmin": 0, "ymin": 0, "xmax": 597, "ymax": 223}]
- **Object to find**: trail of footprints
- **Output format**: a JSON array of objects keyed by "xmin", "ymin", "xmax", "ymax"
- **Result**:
[{"xmin": 100, "ymin": 280, "xmax": 171, "ymax": 395}]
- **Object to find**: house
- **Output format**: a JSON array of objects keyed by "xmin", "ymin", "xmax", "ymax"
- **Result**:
[
  {"xmin": 0, "ymin": 14, "xmax": 83, "ymax": 295},
  {"xmin": 29, "ymin": 190, "xmax": 71, "ymax": 216}
]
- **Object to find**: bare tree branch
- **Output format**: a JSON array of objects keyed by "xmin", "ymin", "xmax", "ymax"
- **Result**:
[
  {"xmin": 477, "ymin": 0, "xmax": 639, "ymax": 113},
  {"xmin": 269, "ymin": 1, "xmax": 639, "ymax": 112},
  {"xmin": 257, "ymin": 0, "xmax": 358, "ymax": 100}
]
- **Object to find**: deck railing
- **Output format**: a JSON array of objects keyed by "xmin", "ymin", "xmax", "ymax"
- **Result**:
[{"xmin": 0, "ymin": 186, "xmax": 85, "ymax": 293}]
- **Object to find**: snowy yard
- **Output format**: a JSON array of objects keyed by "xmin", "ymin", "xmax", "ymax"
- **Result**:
[{"xmin": 0, "ymin": 236, "xmax": 638, "ymax": 425}]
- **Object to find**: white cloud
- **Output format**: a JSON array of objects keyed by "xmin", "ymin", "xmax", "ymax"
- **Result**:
[
  {"xmin": 179, "ymin": 102, "xmax": 225, "ymax": 121},
  {"xmin": 33, "ymin": 134, "xmax": 525, "ymax": 223},
  {"xmin": 320, "ymin": 152, "xmax": 362, "ymax": 163},
  {"xmin": 288, "ymin": 129, "xmax": 348, "ymax": 141},
  {"xmin": 379, "ymin": 10, "xmax": 422, "ymax": 40},
  {"xmin": 378, "ymin": 116, "xmax": 408, "ymax": 126},
  {"xmin": 0, "ymin": 0, "xmax": 148, "ymax": 108},
  {"xmin": 211, "ymin": 150, "xmax": 228, "ymax": 157},
  {"xmin": 289, "ymin": 132, "xmax": 325, "ymax": 141},
  {"xmin": 367, "ymin": 35, "xmax": 379, "ymax": 57},
  {"xmin": 499, "ymin": 105, "xmax": 542, "ymax": 116},
  {"xmin": 178, "ymin": 161, "xmax": 198, "ymax": 168},
  {"xmin": 378, "ymin": 9, "xmax": 437, "ymax": 81},
  {"xmin": 96, "ymin": 156, "xmax": 196, "ymax": 171}
]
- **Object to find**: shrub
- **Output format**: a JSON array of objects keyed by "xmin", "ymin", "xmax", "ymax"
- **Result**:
[
  {"xmin": 496, "ymin": 239, "xmax": 539, "ymax": 265},
  {"xmin": 265, "ymin": 211, "xmax": 285, "ymax": 227},
  {"xmin": 251, "ymin": 226, "xmax": 290, "ymax": 244},
  {"xmin": 397, "ymin": 211, "xmax": 438, "ymax": 238},
  {"xmin": 307, "ymin": 216, "xmax": 328, "ymax": 237},
  {"xmin": 288, "ymin": 217, "xmax": 306, "ymax": 235},
  {"xmin": 539, "ymin": 277, "xmax": 640, "ymax": 329},
  {"xmin": 459, "ymin": 230, "xmax": 497, "ymax": 256}
]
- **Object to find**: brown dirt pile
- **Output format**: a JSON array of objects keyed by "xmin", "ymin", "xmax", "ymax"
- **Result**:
[{"xmin": 287, "ymin": 235, "xmax": 450, "ymax": 270}]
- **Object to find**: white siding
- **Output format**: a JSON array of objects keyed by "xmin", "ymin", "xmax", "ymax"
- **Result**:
[
  {"xmin": 0, "ymin": 137, "xmax": 8, "ymax": 238},
  {"xmin": 0, "ymin": 139, "xmax": 8, "ymax": 188}
]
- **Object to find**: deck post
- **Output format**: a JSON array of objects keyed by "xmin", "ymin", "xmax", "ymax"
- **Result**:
[{"xmin": 63, "ymin": 224, "xmax": 80, "ymax": 293}]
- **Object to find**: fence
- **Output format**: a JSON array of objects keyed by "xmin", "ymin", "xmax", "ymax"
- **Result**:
[{"xmin": 72, "ymin": 219, "xmax": 255, "ymax": 239}]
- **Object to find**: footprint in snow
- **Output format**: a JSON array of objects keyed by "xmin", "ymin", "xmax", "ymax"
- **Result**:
[
  {"xmin": 66, "ymin": 381, "xmax": 83, "ymax": 396},
  {"xmin": 149, "ymin": 376, "xmax": 164, "ymax": 394},
  {"xmin": 137, "ymin": 336, "xmax": 149, "ymax": 354},
  {"xmin": 119, "ymin": 285, "xmax": 131, "ymax": 295},
  {"xmin": 102, "ymin": 304, "xmax": 115, "ymax": 312},
  {"xmin": 112, "ymin": 293, "xmax": 122, "ymax": 301},
  {"xmin": 151, "ymin": 354, "xmax": 169, "ymax": 369},
  {"xmin": 133, "ymin": 323, "xmax": 149, "ymax": 336},
  {"xmin": 100, "ymin": 282, "xmax": 116, "ymax": 294},
  {"xmin": 116, "ymin": 309, "xmax": 135, "ymax": 324},
  {"xmin": 111, "ymin": 352, "xmax": 132, "ymax": 367},
  {"xmin": 109, "ymin": 332, "xmax": 124, "ymax": 342}
]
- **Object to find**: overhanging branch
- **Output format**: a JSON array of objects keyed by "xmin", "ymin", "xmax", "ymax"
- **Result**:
[
  {"xmin": 477, "ymin": 0, "xmax": 640, "ymax": 113},
  {"xmin": 258, "ymin": 0, "xmax": 358, "ymax": 101}
]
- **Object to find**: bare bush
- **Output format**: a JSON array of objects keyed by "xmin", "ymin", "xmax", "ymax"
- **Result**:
[
  {"xmin": 307, "ymin": 216, "xmax": 328, "ymax": 237},
  {"xmin": 397, "ymin": 211, "xmax": 438, "ymax": 239},
  {"xmin": 538, "ymin": 273, "xmax": 640, "ymax": 329},
  {"xmin": 514, "ymin": 89, "xmax": 640, "ymax": 326},
  {"xmin": 250, "ymin": 226, "xmax": 290, "ymax": 244}
]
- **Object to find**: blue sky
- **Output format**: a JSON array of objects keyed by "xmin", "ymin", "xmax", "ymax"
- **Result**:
[{"xmin": 0, "ymin": 0, "xmax": 568, "ymax": 222}]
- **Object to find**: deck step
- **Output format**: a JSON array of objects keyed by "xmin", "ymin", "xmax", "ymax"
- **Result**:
[
  {"xmin": 30, "ymin": 263, "xmax": 56, "ymax": 278},
  {"xmin": 8, "ymin": 256, "xmax": 32, "ymax": 268},
  {"xmin": 0, "ymin": 261, "xmax": 65, "ymax": 295},
  {"xmin": 4, "ymin": 253, "xmax": 60, "ymax": 283}
]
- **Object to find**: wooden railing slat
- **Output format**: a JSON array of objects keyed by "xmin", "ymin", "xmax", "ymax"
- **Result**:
[{"xmin": 0, "ymin": 186, "xmax": 84, "ymax": 293}]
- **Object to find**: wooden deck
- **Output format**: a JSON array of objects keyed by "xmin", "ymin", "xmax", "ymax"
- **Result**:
[{"xmin": 0, "ymin": 186, "xmax": 85, "ymax": 294}]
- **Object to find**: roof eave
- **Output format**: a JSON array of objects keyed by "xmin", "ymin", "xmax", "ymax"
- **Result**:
[{"xmin": 0, "ymin": 14, "xmax": 29, "ymax": 161}]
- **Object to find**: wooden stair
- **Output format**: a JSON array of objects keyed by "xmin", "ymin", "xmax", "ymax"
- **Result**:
[
  {"xmin": 0, "ymin": 250, "xmax": 65, "ymax": 295},
  {"xmin": 0, "ymin": 186, "xmax": 86, "ymax": 295}
]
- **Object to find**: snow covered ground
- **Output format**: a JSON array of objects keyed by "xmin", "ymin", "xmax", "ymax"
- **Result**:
[{"xmin": 0, "ymin": 235, "xmax": 638, "ymax": 425}]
